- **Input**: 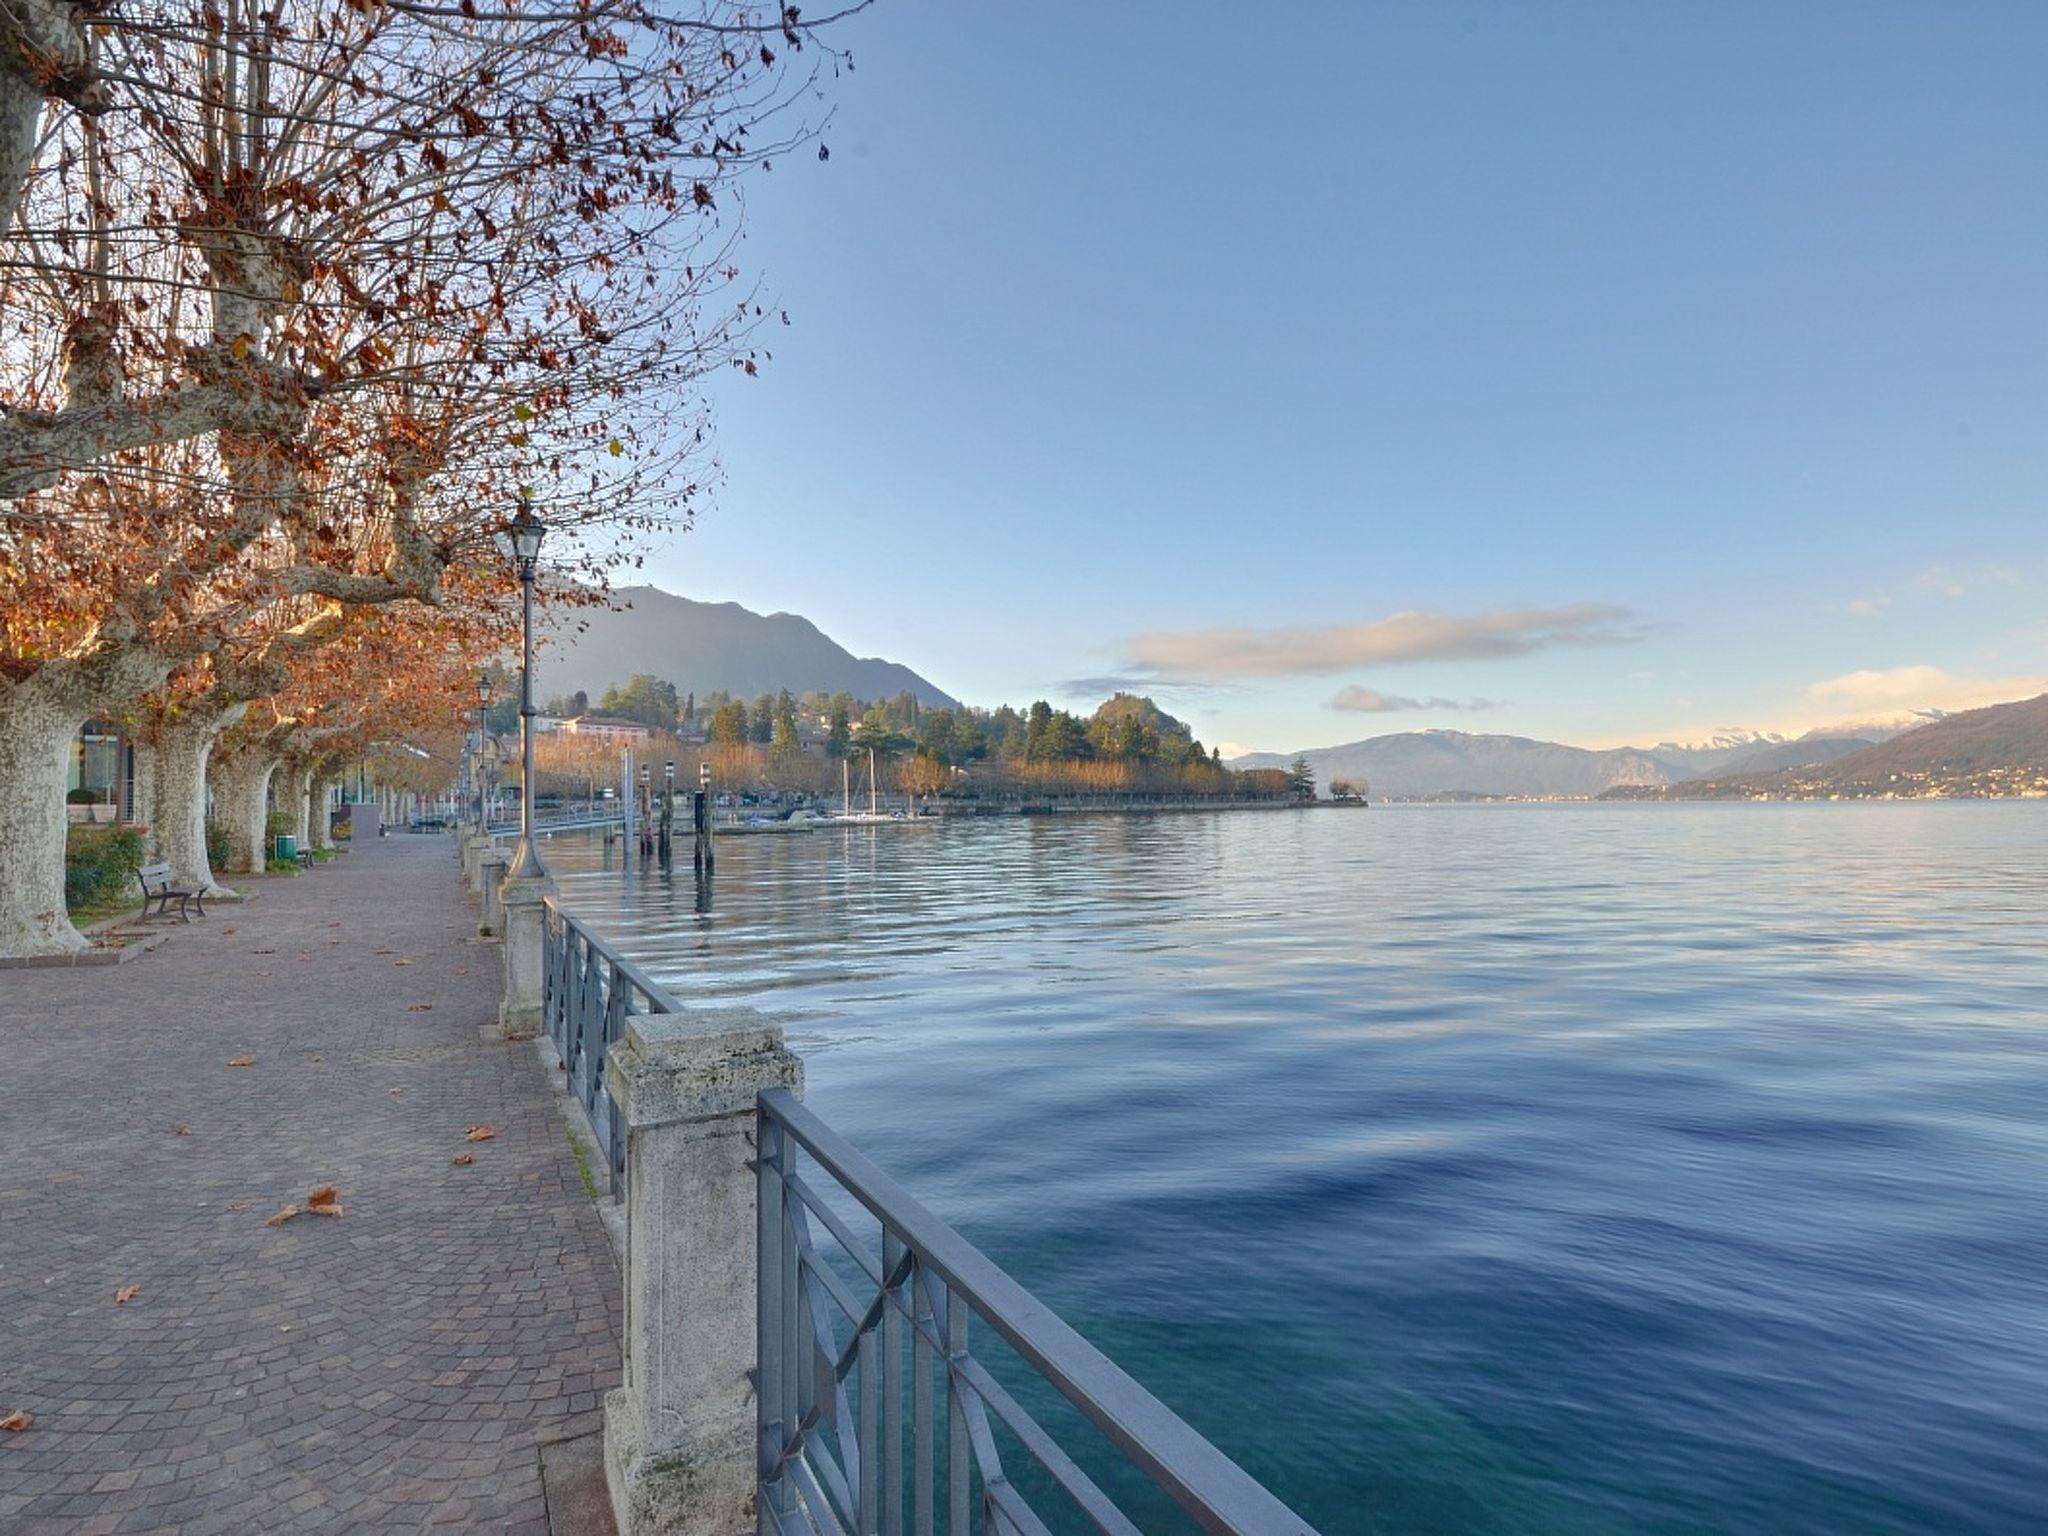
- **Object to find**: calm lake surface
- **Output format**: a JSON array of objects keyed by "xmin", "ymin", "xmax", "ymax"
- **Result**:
[{"xmin": 544, "ymin": 804, "xmax": 2048, "ymax": 1534}]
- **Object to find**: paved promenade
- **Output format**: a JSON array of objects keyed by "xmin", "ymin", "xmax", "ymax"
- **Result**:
[{"xmin": 0, "ymin": 835, "xmax": 621, "ymax": 1533}]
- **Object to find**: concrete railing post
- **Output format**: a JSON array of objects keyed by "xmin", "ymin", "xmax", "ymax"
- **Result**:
[
  {"xmin": 477, "ymin": 847, "xmax": 509, "ymax": 938},
  {"xmin": 464, "ymin": 831, "xmax": 492, "ymax": 892},
  {"xmin": 603, "ymin": 1010, "xmax": 804, "ymax": 1536},
  {"xmin": 497, "ymin": 871, "xmax": 553, "ymax": 1037}
]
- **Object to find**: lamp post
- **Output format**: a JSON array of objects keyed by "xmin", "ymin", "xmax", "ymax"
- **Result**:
[
  {"xmin": 506, "ymin": 500, "xmax": 548, "ymax": 880},
  {"xmin": 475, "ymin": 671, "xmax": 492, "ymax": 836}
]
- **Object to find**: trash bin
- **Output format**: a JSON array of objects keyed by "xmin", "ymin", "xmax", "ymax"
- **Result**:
[{"xmin": 274, "ymin": 833, "xmax": 298, "ymax": 862}]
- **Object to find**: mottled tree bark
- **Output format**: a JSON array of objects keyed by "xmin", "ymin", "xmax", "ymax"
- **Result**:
[
  {"xmin": 209, "ymin": 748, "xmax": 278, "ymax": 878},
  {"xmin": 0, "ymin": 683, "xmax": 89, "ymax": 955},
  {"xmin": 150, "ymin": 706, "xmax": 247, "ymax": 897}
]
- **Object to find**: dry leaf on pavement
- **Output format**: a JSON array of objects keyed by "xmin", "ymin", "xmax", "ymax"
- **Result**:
[
  {"xmin": 306, "ymin": 1185, "xmax": 343, "ymax": 1217},
  {"xmin": 0, "ymin": 1410, "xmax": 29, "ymax": 1432},
  {"xmin": 463, "ymin": 1125, "xmax": 496, "ymax": 1143},
  {"xmin": 408, "ymin": 1003, "xmax": 432, "ymax": 1012},
  {"xmin": 266, "ymin": 1204, "xmax": 300, "ymax": 1227},
  {"xmin": 172, "ymin": 1125, "xmax": 191, "ymax": 1136},
  {"xmin": 227, "ymin": 1055, "xmax": 257, "ymax": 1067},
  {"xmin": 115, "ymin": 1285, "xmax": 140, "ymax": 1304},
  {"xmin": 452, "ymin": 1153, "xmax": 475, "ymax": 1166}
]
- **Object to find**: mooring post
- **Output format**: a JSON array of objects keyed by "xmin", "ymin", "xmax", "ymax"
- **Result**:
[{"xmin": 603, "ymin": 1010, "xmax": 803, "ymax": 1536}]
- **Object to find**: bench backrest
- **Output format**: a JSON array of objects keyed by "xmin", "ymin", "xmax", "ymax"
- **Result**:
[{"xmin": 138, "ymin": 862, "xmax": 175, "ymax": 893}]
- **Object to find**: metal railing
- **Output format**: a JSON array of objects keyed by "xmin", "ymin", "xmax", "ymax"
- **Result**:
[
  {"xmin": 539, "ymin": 896, "xmax": 680, "ymax": 1196},
  {"xmin": 756, "ymin": 1089, "xmax": 1319, "ymax": 1536}
]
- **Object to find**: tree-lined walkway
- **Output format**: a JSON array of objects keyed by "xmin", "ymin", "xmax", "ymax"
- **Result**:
[{"xmin": 0, "ymin": 836, "xmax": 620, "ymax": 1533}]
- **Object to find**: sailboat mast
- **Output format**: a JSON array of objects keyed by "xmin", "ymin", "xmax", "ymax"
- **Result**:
[
  {"xmin": 842, "ymin": 756, "xmax": 850, "ymax": 817},
  {"xmin": 869, "ymin": 747, "xmax": 878, "ymax": 815}
]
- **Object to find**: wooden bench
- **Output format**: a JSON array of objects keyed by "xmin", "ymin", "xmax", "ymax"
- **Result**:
[{"xmin": 137, "ymin": 862, "xmax": 206, "ymax": 923}]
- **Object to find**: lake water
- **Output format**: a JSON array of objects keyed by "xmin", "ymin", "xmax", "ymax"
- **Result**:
[{"xmin": 543, "ymin": 804, "xmax": 2048, "ymax": 1534}]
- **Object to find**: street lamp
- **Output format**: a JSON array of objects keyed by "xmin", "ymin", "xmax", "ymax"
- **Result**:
[
  {"xmin": 475, "ymin": 671, "xmax": 492, "ymax": 836},
  {"xmin": 506, "ymin": 499, "xmax": 548, "ymax": 881}
]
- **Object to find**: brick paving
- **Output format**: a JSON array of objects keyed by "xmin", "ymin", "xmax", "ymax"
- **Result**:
[{"xmin": 0, "ymin": 834, "xmax": 621, "ymax": 1533}]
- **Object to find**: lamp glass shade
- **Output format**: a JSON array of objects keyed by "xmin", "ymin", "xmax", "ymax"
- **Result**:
[
  {"xmin": 509, "ymin": 505, "xmax": 545, "ymax": 566},
  {"xmin": 477, "ymin": 672, "xmax": 492, "ymax": 704}
]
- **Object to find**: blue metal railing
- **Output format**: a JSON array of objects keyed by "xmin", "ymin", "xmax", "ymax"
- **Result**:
[
  {"xmin": 756, "ymin": 1090, "xmax": 1320, "ymax": 1536},
  {"xmin": 539, "ymin": 897, "xmax": 676, "ymax": 1196}
]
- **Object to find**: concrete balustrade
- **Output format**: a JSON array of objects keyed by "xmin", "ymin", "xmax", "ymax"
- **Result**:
[
  {"xmin": 478, "ymin": 847, "xmax": 509, "ymax": 937},
  {"xmin": 498, "ymin": 870, "xmax": 552, "ymax": 1037},
  {"xmin": 602, "ymin": 1009, "xmax": 804, "ymax": 1536}
]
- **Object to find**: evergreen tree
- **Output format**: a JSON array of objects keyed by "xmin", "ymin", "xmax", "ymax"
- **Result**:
[
  {"xmin": 826, "ymin": 704, "xmax": 852, "ymax": 758},
  {"xmin": 1287, "ymin": 754, "xmax": 1317, "ymax": 803}
]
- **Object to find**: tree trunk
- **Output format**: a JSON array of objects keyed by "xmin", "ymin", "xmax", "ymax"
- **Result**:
[
  {"xmin": 275, "ymin": 757, "xmax": 313, "ymax": 849},
  {"xmin": 0, "ymin": 683, "xmax": 89, "ymax": 956},
  {"xmin": 210, "ymin": 750, "xmax": 277, "ymax": 877},
  {"xmin": 152, "ymin": 712, "xmax": 242, "ymax": 898},
  {"xmin": 130, "ymin": 741, "xmax": 157, "ymax": 836},
  {"xmin": 307, "ymin": 777, "xmax": 335, "ymax": 850}
]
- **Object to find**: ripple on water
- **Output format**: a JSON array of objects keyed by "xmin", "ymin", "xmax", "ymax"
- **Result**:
[{"xmin": 546, "ymin": 803, "xmax": 2048, "ymax": 1535}]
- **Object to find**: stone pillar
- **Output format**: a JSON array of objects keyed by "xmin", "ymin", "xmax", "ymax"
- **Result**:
[
  {"xmin": 478, "ymin": 846, "xmax": 509, "ymax": 938},
  {"xmin": 465, "ymin": 832, "xmax": 493, "ymax": 892},
  {"xmin": 497, "ymin": 870, "xmax": 553, "ymax": 1036},
  {"xmin": 603, "ymin": 1011, "xmax": 804, "ymax": 1536}
]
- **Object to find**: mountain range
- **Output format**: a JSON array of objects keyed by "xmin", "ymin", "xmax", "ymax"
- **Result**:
[
  {"xmin": 1606, "ymin": 693, "xmax": 2048, "ymax": 800},
  {"xmin": 537, "ymin": 585, "xmax": 958, "ymax": 708},
  {"xmin": 1230, "ymin": 726, "xmax": 1885, "ymax": 800}
]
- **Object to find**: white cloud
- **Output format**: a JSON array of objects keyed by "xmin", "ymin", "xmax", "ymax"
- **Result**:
[
  {"xmin": 1123, "ymin": 603, "xmax": 1641, "ymax": 681},
  {"xmin": 1804, "ymin": 664, "xmax": 2048, "ymax": 716},
  {"xmin": 1329, "ymin": 687, "xmax": 1505, "ymax": 714},
  {"xmin": 1846, "ymin": 594, "xmax": 1891, "ymax": 617}
]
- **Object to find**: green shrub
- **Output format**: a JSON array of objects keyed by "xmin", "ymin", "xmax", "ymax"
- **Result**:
[
  {"xmin": 66, "ymin": 786, "xmax": 108, "ymax": 805},
  {"xmin": 65, "ymin": 826, "xmax": 147, "ymax": 914},
  {"xmin": 204, "ymin": 821, "xmax": 232, "ymax": 872},
  {"xmin": 264, "ymin": 810, "xmax": 293, "ymax": 838}
]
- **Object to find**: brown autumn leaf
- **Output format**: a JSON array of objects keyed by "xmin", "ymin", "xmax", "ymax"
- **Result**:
[
  {"xmin": 221, "ymin": 928, "xmax": 238, "ymax": 936},
  {"xmin": 0, "ymin": 1410, "xmax": 29, "ymax": 1432},
  {"xmin": 393, "ymin": 959, "xmax": 413, "ymax": 967},
  {"xmin": 455, "ymin": 967, "xmax": 470, "ymax": 977},
  {"xmin": 389, "ymin": 1086, "xmax": 404, "ymax": 1096},
  {"xmin": 408, "ymin": 1003, "xmax": 433, "ymax": 1012},
  {"xmin": 172, "ymin": 1125, "xmax": 191, "ymax": 1136},
  {"xmin": 463, "ymin": 1125, "xmax": 495, "ymax": 1142},
  {"xmin": 227, "ymin": 1055, "xmax": 257, "ymax": 1067},
  {"xmin": 226, "ymin": 1201, "xmax": 250, "ymax": 1211},
  {"xmin": 372, "ymin": 948, "xmax": 395, "ymax": 954},
  {"xmin": 452, "ymin": 1152, "xmax": 475, "ymax": 1166},
  {"xmin": 266, "ymin": 1204, "xmax": 301, "ymax": 1227},
  {"xmin": 306, "ymin": 1185, "xmax": 341, "ymax": 1213},
  {"xmin": 115, "ymin": 1284, "xmax": 140, "ymax": 1304},
  {"xmin": 251, "ymin": 949, "xmax": 277, "ymax": 955}
]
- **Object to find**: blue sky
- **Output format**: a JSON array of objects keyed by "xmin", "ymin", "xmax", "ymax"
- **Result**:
[{"xmin": 641, "ymin": 1, "xmax": 2048, "ymax": 752}]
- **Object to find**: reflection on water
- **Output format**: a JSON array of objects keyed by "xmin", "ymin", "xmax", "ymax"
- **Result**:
[{"xmin": 545, "ymin": 804, "xmax": 2048, "ymax": 1535}]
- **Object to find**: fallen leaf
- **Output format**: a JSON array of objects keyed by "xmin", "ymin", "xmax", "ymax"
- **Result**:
[
  {"xmin": 310, "ymin": 1054, "xmax": 323, "ymax": 1063},
  {"xmin": 408, "ymin": 1003, "xmax": 433, "ymax": 1013},
  {"xmin": 372, "ymin": 948, "xmax": 395, "ymax": 955},
  {"xmin": 266, "ymin": 1204, "xmax": 300, "ymax": 1227},
  {"xmin": 452, "ymin": 1153, "xmax": 475, "ymax": 1166},
  {"xmin": 393, "ymin": 959, "xmax": 412, "ymax": 967},
  {"xmin": 225, "ymin": 1201, "xmax": 249, "ymax": 1211},
  {"xmin": 227, "ymin": 1055, "xmax": 257, "ymax": 1068},
  {"xmin": 455, "ymin": 968, "xmax": 470, "ymax": 977},
  {"xmin": 0, "ymin": 1410, "xmax": 29, "ymax": 1432},
  {"xmin": 296, "ymin": 953, "xmax": 310, "ymax": 961},
  {"xmin": 463, "ymin": 1125, "xmax": 495, "ymax": 1143},
  {"xmin": 221, "ymin": 927, "xmax": 238, "ymax": 935},
  {"xmin": 251, "ymin": 949, "xmax": 277, "ymax": 956},
  {"xmin": 502, "ymin": 1031, "xmax": 535, "ymax": 1042},
  {"xmin": 115, "ymin": 1284, "xmax": 140, "ymax": 1304},
  {"xmin": 388, "ymin": 1087, "xmax": 404, "ymax": 1096},
  {"xmin": 255, "ymin": 970, "xmax": 272, "ymax": 977},
  {"xmin": 306, "ymin": 1184, "xmax": 340, "ymax": 1210},
  {"xmin": 172, "ymin": 1125, "xmax": 191, "ymax": 1136}
]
